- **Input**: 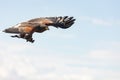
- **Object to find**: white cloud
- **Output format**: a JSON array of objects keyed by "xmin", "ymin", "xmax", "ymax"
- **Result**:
[
  {"xmin": 89, "ymin": 50, "xmax": 113, "ymax": 59},
  {"xmin": 0, "ymin": 51, "xmax": 120, "ymax": 80},
  {"xmin": 85, "ymin": 41, "xmax": 120, "ymax": 66},
  {"xmin": 0, "ymin": 41, "xmax": 120, "ymax": 80},
  {"xmin": 0, "ymin": 40, "xmax": 32, "ymax": 55},
  {"xmin": 0, "ymin": 66, "xmax": 8, "ymax": 78}
]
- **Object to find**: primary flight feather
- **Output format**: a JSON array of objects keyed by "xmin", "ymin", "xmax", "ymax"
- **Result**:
[{"xmin": 3, "ymin": 16, "xmax": 76, "ymax": 43}]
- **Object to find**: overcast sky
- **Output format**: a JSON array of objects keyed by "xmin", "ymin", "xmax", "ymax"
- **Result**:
[{"xmin": 0, "ymin": 0, "xmax": 120, "ymax": 80}]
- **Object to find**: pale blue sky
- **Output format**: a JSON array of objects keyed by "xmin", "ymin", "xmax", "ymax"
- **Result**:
[{"xmin": 0, "ymin": 0, "xmax": 120, "ymax": 80}]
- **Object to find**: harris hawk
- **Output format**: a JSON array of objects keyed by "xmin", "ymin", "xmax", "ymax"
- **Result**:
[{"xmin": 3, "ymin": 16, "xmax": 76, "ymax": 43}]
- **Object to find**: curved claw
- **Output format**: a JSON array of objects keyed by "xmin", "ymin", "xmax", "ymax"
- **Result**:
[{"xmin": 26, "ymin": 38, "xmax": 35, "ymax": 43}]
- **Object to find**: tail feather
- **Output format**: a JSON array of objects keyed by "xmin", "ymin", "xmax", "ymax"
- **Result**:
[{"xmin": 3, "ymin": 27, "xmax": 19, "ymax": 34}]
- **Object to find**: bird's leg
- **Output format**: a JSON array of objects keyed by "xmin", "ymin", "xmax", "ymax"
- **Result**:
[
  {"xmin": 19, "ymin": 33, "xmax": 34, "ymax": 43},
  {"xmin": 20, "ymin": 33, "xmax": 26, "ymax": 38},
  {"xmin": 10, "ymin": 33, "xmax": 34, "ymax": 43},
  {"xmin": 11, "ymin": 35, "xmax": 20, "ymax": 38},
  {"xmin": 24, "ymin": 29, "xmax": 35, "ymax": 43},
  {"xmin": 24, "ymin": 34, "xmax": 35, "ymax": 43},
  {"xmin": 26, "ymin": 38, "xmax": 35, "ymax": 43},
  {"xmin": 11, "ymin": 33, "xmax": 25, "ymax": 38}
]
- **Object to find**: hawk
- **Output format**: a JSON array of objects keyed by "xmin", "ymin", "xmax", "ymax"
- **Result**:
[{"xmin": 3, "ymin": 16, "xmax": 76, "ymax": 43}]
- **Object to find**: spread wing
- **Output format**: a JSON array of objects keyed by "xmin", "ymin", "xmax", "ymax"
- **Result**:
[
  {"xmin": 3, "ymin": 16, "xmax": 76, "ymax": 34},
  {"xmin": 28, "ymin": 16, "xmax": 76, "ymax": 29},
  {"xmin": 3, "ymin": 16, "xmax": 76, "ymax": 43}
]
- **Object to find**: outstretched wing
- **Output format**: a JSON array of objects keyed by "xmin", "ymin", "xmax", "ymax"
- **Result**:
[
  {"xmin": 3, "ymin": 16, "xmax": 76, "ymax": 43},
  {"xmin": 28, "ymin": 16, "xmax": 76, "ymax": 29},
  {"xmin": 3, "ymin": 16, "xmax": 76, "ymax": 34}
]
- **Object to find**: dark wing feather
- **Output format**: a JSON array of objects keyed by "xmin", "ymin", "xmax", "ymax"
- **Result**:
[
  {"xmin": 27, "ymin": 16, "xmax": 76, "ymax": 29},
  {"xmin": 46, "ymin": 16, "xmax": 76, "ymax": 29}
]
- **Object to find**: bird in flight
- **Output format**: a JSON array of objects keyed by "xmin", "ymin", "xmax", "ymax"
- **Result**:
[{"xmin": 3, "ymin": 16, "xmax": 76, "ymax": 43}]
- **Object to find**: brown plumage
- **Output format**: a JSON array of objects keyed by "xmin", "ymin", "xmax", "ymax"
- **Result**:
[{"xmin": 3, "ymin": 16, "xmax": 76, "ymax": 43}]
